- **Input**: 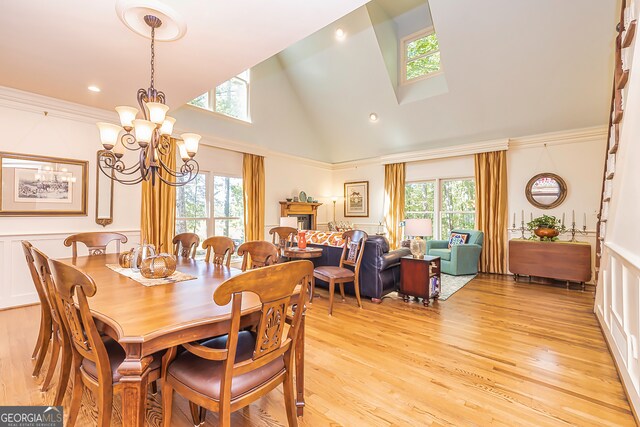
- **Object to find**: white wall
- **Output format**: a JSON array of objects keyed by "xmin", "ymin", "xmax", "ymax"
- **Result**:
[
  {"xmin": 508, "ymin": 136, "xmax": 607, "ymax": 283},
  {"xmin": 595, "ymin": 6, "xmax": 640, "ymax": 415},
  {"xmin": 0, "ymin": 89, "xmax": 141, "ymax": 309}
]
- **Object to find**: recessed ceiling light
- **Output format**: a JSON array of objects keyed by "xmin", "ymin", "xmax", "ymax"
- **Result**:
[
  {"xmin": 369, "ymin": 113, "xmax": 379, "ymax": 122},
  {"xmin": 335, "ymin": 28, "xmax": 346, "ymax": 41},
  {"xmin": 88, "ymin": 85, "xmax": 101, "ymax": 93}
]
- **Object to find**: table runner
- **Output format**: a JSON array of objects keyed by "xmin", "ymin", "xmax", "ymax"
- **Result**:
[{"xmin": 106, "ymin": 264, "xmax": 197, "ymax": 286}]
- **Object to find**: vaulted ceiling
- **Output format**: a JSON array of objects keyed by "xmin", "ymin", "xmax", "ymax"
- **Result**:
[
  {"xmin": 0, "ymin": 0, "xmax": 618, "ymax": 163},
  {"xmin": 0, "ymin": 0, "xmax": 370, "ymax": 110},
  {"xmin": 276, "ymin": 0, "xmax": 618, "ymax": 162}
]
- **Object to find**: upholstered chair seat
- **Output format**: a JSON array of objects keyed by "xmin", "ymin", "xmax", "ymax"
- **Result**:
[
  {"xmin": 313, "ymin": 266, "xmax": 356, "ymax": 280},
  {"xmin": 81, "ymin": 337, "xmax": 162, "ymax": 383},
  {"xmin": 167, "ymin": 331, "xmax": 285, "ymax": 400}
]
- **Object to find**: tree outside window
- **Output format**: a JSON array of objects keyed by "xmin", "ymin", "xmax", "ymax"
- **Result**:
[
  {"xmin": 188, "ymin": 70, "xmax": 250, "ymax": 122},
  {"xmin": 404, "ymin": 178, "xmax": 476, "ymax": 240},
  {"xmin": 403, "ymin": 29, "xmax": 441, "ymax": 83}
]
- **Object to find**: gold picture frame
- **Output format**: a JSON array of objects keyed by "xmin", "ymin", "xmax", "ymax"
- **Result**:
[
  {"xmin": 344, "ymin": 181, "xmax": 369, "ymax": 217},
  {"xmin": 0, "ymin": 151, "xmax": 88, "ymax": 216}
]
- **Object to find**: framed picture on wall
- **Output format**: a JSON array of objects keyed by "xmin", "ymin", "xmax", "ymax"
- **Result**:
[
  {"xmin": 0, "ymin": 152, "xmax": 88, "ymax": 216},
  {"xmin": 344, "ymin": 181, "xmax": 369, "ymax": 217}
]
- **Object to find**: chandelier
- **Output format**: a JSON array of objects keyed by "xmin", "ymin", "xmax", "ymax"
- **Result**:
[{"xmin": 96, "ymin": 15, "xmax": 200, "ymax": 186}]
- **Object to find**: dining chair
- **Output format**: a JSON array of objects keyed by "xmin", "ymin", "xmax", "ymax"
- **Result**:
[
  {"xmin": 236, "ymin": 241, "xmax": 279, "ymax": 271},
  {"xmin": 269, "ymin": 226, "xmax": 297, "ymax": 262},
  {"xmin": 30, "ymin": 246, "xmax": 72, "ymax": 405},
  {"xmin": 173, "ymin": 232, "xmax": 200, "ymax": 259},
  {"xmin": 20, "ymin": 241, "xmax": 53, "ymax": 378},
  {"xmin": 161, "ymin": 260, "xmax": 312, "ymax": 427},
  {"xmin": 64, "ymin": 232, "xmax": 128, "ymax": 257},
  {"xmin": 313, "ymin": 230, "xmax": 368, "ymax": 315},
  {"xmin": 47, "ymin": 259, "xmax": 162, "ymax": 427},
  {"xmin": 202, "ymin": 236, "xmax": 235, "ymax": 267}
]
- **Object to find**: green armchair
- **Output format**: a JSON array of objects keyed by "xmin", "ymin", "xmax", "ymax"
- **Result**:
[{"xmin": 426, "ymin": 229, "xmax": 484, "ymax": 276}]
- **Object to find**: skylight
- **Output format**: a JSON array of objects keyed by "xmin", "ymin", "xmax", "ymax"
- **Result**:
[{"xmin": 402, "ymin": 28, "xmax": 441, "ymax": 83}]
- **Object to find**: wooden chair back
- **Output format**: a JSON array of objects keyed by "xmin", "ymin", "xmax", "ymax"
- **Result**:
[
  {"xmin": 202, "ymin": 236, "xmax": 235, "ymax": 266},
  {"xmin": 47, "ymin": 259, "xmax": 114, "ymax": 388},
  {"xmin": 31, "ymin": 247, "xmax": 66, "ymax": 332},
  {"xmin": 64, "ymin": 232, "xmax": 128, "ymax": 257},
  {"xmin": 173, "ymin": 233, "xmax": 200, "ymax": 259},
  {"xmin": 206, "ymin": 261, "xmax": 312, "ymax": 404},
  {"xmin": 21, "ymin": 241, "xmax": 52, "ymax": 316},
  {"xmin": 237, "ymin": 241, "xmax": 279, "ymax": 271},
  {"xmin": 339, "ymin": 230, "xmax": 368, "ymax": 276},
  {"xmin": 269, "ymin": 227, "xmax": 297, "ymax": 257}
]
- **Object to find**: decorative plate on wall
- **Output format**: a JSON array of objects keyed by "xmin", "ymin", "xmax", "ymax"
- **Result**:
[{"xmin": 299, "ymin": 191, "xmax": 307, "ymax": 202}]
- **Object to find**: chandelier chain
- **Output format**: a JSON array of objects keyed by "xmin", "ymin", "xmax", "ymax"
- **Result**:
[{"xmin": 150, "ymin": 26, "xmax": 155, "ymax": 90}]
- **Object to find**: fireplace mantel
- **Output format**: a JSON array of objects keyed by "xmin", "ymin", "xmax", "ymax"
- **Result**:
[{"xmin": 280, "ymin": 201, "xmax": 322, "ymax": 230}]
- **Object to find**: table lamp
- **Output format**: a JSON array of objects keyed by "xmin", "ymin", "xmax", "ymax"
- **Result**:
[
  {"xmin": 404, "ymin": 218, "xmax": 432, "ymax": 259},
  {"xmin": 280, "ymin": 216, "xmax": 298, "ymax": 228}
]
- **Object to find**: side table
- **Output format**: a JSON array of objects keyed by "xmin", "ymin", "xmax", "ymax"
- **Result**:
[{"xmin": 399, "ymin": 255, "xmax": 441, "ymax": 306}]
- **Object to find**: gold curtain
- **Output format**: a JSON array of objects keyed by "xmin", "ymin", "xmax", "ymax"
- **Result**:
[
  {"xmin": 140, "ymin": 137, "xmax": 177, "ymax": 252},
  {"xmin": 474, "ymin": 150, "xmax": 508, "ymax": 274},
  {"xmin": 242, "ymin": 153, "xmax": 265, "ymax": 241},
  {"xmin": 383, "ymin": 163, "xmax": 405, "ymax": 250}
]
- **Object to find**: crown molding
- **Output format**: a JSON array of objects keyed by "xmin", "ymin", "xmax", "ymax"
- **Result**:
[
  {"xmin": 508, "ymin": 125, "xmax": 607, "ymax": 149},
  {"xmin": 379, "ymin": 138, "xmax": 509, "ymax": 165},
  {"xmin": 0, "ymin": 85, "xmax": 117, "ymax": 124},
  {"xmin": 331, "ymin": 156, "xmax": 382, "ymax": 170}
]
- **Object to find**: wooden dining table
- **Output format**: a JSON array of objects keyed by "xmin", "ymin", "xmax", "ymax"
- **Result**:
[{"xmin": 59, "ymin": 254, "xmax": 307, "ymax": 427}]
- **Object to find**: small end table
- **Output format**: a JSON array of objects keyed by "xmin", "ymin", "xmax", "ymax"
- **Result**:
[
  {"xmin": 399, "ymin": 255, "xmax": 441, "ymax": 306},
  {"xmin": 283, "ymin": 247, "xmax": 323, "ymax": 260}
]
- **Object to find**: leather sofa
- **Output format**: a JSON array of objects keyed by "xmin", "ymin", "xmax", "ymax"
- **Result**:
[{"xmin": 309, "ymin": 235, "xmax": 410, "ymax": 302}]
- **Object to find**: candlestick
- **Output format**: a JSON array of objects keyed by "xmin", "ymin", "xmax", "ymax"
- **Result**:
[
  {"xmin": 521, "ymin": 209, "xmax": 524, "ymax": 223},
  {"xmin": 583, "ymin": 213, "xmax": 586, "ymax": 228},
  {"xmin": 530, "ymin": 212, "xmax": 533, "ymax": 221},
  {"xmin": 572, "ymin": 210, "xmax": 575, "ymax": 223},
  {"xmin": 512, "ymin": 212, "xmax": 516, "ymax": 228},
  {"xmin": 562, "ymin": 213, "xmax": 565, "ymax": 226}
]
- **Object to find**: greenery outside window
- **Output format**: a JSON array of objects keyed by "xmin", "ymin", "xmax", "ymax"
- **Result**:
[
  {"xmin": 440, "ymin": 178, "xmax": 476, "ymax": 239},
  {"xmin": 176, "ymin": 172, "xmax": 210, "ymax": 256},
  {"xmin": 402, "ymin": 28, "xmax": 441, "ymax": 83},
  {"xmin": 404, "ymin": 178, "xmax": 476, "ymax": 240},
  {"xmin": 176, "ymin": 173, "xmax": 244, "ymax": 259},
  {"xmin": 188, "ymin": 70, "xmax": 250, "ymax": 122}
]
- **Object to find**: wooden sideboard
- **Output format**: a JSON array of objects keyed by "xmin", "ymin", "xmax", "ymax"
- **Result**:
[{"xmin": 508, "ymin": 239, "xmax": 591, "ymax": 290}]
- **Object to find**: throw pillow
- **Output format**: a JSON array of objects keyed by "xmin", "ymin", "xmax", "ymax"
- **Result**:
[{"xmin": 448, "ymin": 232, "xmax": 470, "ymax": 249}]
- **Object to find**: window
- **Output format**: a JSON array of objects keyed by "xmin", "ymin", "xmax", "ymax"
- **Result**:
[
  {"xmin": 176, "ymin": 173, "xmax": 210, "ymax": 253},
  {"xmin": 188, "ymin": 70, "xmax": 250, "ymax": 122},
  {"xmin": 405, "ymin": 181, "xmax": 436, "ymax": 240},
  {"xmin": 402, "ymin": 28, "xmax": 441, "ymax": 83},
  {"xmin": 440, "ymin": 178, "xmax": 476, "ymax": 239},
  {"xmin": 213, "ymin": 176, "xmax": 244, "ymax": 249},
  {"xmin": 404, "ymin": 178, "xmax": 476, "ymax": 240},
  {"xmin": 176, "ymin": 173, "xmax": 244, "ymax": 258}
]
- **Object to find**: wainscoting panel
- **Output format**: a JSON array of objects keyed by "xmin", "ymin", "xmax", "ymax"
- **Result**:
[
  {"xmin": 0, "ymin": 230, "xmax": 140, "ymax": 310},
  {"xmin": 596, "ymin": 242, "xmax": 640, "ymax": 416}
]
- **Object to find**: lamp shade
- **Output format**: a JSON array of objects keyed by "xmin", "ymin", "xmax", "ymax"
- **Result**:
[
  {"xmin": 115, "ymin": 106, "xmax": 138, "ymax": 128},
  {"xmin": 160, "ymin": 116, "xmax": 176, "ymax": 136},
  {"xmin": 146, "ymin": 102, "xmax": 169, "ymax": 124},
  {"xmin": 181, "ymin": 133, "xmax": 201, "ymax": 157},
  {"xmin": 404, "ymin": 218, "xmax": 432, "ymax": 237},
  {"xmin": 96, "ymin": 122, "xmax": 122, "ymax": 150},
  {"xmin": 176, "ymin": 140, "xmax": 190, "ymax": 162},
  {"xmin": 280, "ymin": 216, "xmax": 298, "ymax": 228},
  {"xmin": 132, "ymin": 119, "xmax": 155, "ymax": 145}
]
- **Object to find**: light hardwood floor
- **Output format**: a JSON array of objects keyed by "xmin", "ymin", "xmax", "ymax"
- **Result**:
[{"xmin": 0, "ymin": 274, "xmax": 634, "ymax": 426}]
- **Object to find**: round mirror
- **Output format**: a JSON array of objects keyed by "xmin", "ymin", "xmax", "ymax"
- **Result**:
[{"xmin": 525, "ymin": 173, "xmax": 567, "ymax": 209}]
